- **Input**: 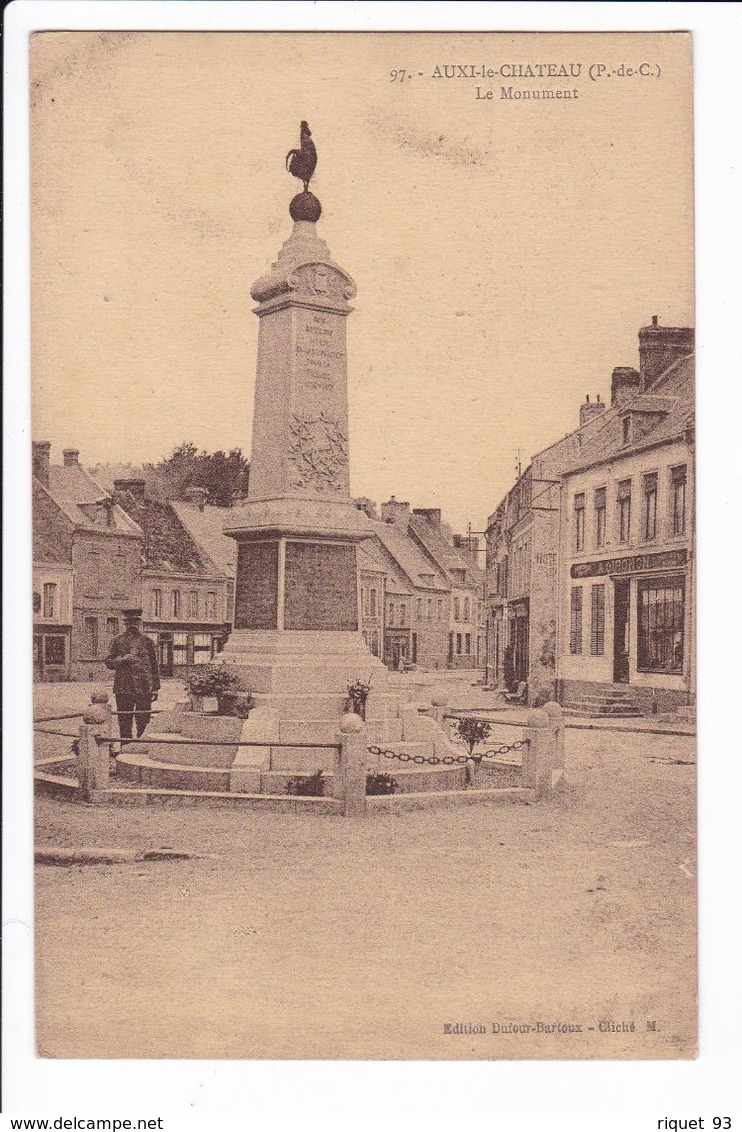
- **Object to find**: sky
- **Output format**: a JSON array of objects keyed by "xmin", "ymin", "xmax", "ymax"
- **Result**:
[{"xmin": 31, "ymin": 30, "xmax": 694, "ymax": 533}]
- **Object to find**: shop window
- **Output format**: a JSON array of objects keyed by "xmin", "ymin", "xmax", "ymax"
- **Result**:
[
  {"xmin": 590, "ymin": 585, "xmax": 605, "ymax": 656},
  {"xmin": 193, "ymin": 633, "xmax": 212, "ymax": 664},
  {"xmin": 574, "ymin": 494, "xmax": 586, "ymax": 552},
  {"xmin": 206, "ymin": 592, "xmax": 217, "ymax": 621},
  {"xmin": 173, "ymin": 631, "xmax": 189, "ymax": 666},
  {"xmin": 643, "ymin": 473, "xmax": 658, "ymax": 541},
  {"xmin": 83, "ymin": 616, "xmax": 99, "ymax": 659},
  {"xmin": 671, "ymin": 465, "xmax": 687, "ymax": 535},
  {"xmin": 43, "ymin": 582, "xmax": 57, "ymax": 619},
  {"xmin": 44, "ymin": 636, "xmax": 66, "ymax": 666},
  {"xmin": 617, "ymin": 480, "xmax": 632, "ymax": 544},
  {"xmin": 189, "ymin": 590, "xmax": 199, "ymax": 620},
  {"xmin": 570, "ymin": 587, "xmax": 583, "ymax": 654},
  {"xmin": 638, "ymin": 579, "xmax": 685, "ymax": 673},
  {"xmin": 594, "ymin": 487, "xmax": 607, "ymax": 549},
  {"xmin": 172, "ymin": 589, "xmax": 182, "ymax": 618}
]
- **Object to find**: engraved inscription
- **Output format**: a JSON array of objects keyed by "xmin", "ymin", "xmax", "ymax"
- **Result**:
[
  {"xmin": 284, "ymin": 542, "xmax": 358, "ymax": 631},
  {"xmin": 233, "ymin": 541, "xmax": 279, "ymax": 629}
]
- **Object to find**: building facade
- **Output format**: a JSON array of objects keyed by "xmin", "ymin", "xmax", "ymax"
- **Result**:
[
  {"xmin": 557, "ymin": 333, "xmax": 694, "ymax": 713},
  {"xmin": 112, "ymin": 481, "xmax": 232, "ymax": 675},
  {"xmin": 33, "ymin": 561, "xmax": 74, "ymax": 681},
  {"xmin": 32, "ymin": 443, "xmax": 143, "ymax": 680}
]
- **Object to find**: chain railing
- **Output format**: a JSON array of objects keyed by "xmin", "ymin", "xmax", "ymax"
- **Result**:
[{"xmin": 367, "ymin": 739, "xmax": 528, "ymax": 766}]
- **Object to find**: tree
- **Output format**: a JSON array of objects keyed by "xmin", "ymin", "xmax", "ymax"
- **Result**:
[
  {"xmin": 453, "ymin": 717, "xmax": 492, "ymax": 757},
  {"xmin": 146, "ymin": 442, "xmax": 250, "ymax": 506}
]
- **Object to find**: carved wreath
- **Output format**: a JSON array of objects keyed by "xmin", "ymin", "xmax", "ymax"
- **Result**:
[{"xmin": 288, "ymin": 412, "xmax": 348, "ymax": 492}]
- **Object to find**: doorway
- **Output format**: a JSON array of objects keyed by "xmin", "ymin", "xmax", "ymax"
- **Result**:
[
  {"xmin": 613, "ymin": 579, "xmax": 630, "ymax": 683},
  {"xmin": 158, "ymin": 636, "xmax": 174, "ymax": 678}
]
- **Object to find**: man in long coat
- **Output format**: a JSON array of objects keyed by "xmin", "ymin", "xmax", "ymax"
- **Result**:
[{"xmin": 105, "ymin": 608, "xmax": 160, "ymax": 741}]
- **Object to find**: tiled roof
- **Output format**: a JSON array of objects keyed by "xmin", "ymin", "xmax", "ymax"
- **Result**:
[
  {"xmin": 370, "ymin": 521, "xmax": 449, "ymax": 592},
  {"xmin": 43, "ymin": 465, "xmax": 141, "ymax": 536},
  {"xmin": 114, "ymin": 493, "xmax": 219, "ymax": 576},
  {"xmin": 562, "ymin": 355, "xmax": 694, "ymax": 476},
  {"xmin": 170, "ymin": 501, "xmax": 239, "ymax": 577},
  {"xmin": 408, "ymin": 515, "xmax": 482, "ymax": 587}
]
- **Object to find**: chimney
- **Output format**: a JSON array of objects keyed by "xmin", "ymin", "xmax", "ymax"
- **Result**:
[
  {"xmin": 611, "ymin": 366, "xmax": 642, "ymax": 407},
  {"xmin": 113, "ymin": 478, "xmax": 147, "ymax": 503},
  {"xmin": 412, "ymin": 507, "xmax": 442, "ymax": 529},
  {"xmin": 63, "ymin": 448, "xmax": 80, "ymax": 466},
  {"xmin": 380, "ymin": 496, "xmax": 411, "ymax": 526},
  {"xmin": 579, "ymin": 393, "xmax": 607, "ymax": 428},
  {"xmin": 184, "ymin": 485, "xmax": 208, "ymax": 511},
  {"xmin": 638, "ymin": 317, "xmax": 694, "ymax": 390},
  {"xmin": 454, "ymin": 534, "xmax": 480, "ymax": 569},
  {"xmin": 32, "ymin": 440, "xmax": 51, "ymax": 486},
  {"xmin": 354, "ymin": 497, "xmax": 378, "ymax": 520}
]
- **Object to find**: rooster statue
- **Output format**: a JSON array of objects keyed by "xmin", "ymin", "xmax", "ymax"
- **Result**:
[{"xmin": 286, "ymin": 120, "xmax": 318, "ymax": 192}]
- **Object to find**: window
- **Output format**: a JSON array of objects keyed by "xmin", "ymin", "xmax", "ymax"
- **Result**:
[
  {"xmin": 189, "ymin": 590, "xmax": 199, "ymax": 620},
  {"xmin": 389, "ymin": 603, "xmax": 395, "ymax": 625},
  {"xmin": 44, "ymin": 636, "xmax": 66, "ymax": 665},
  {"xmin": 463, "ymin": 597, "xmax": 471, "ymax": 620},
  {"xmin": 173, "ymin": 631, "xmax": 188, "ymax": 666},
  {"xmin": 617, "ymin": 480, "xmax": 632, "ymax": 544},
  {"xmin": 371, "ymin": 630, "xmax": 379, "ymax": 657},
  {"xmin": 193, "ymin": 632, "xmax": 212, "ymax": 664},
  {"xmin": 448, "ymin": 632, "xmax": 454, "ymax": 661},
  {"xmin": 417, "ymin": 598, "xmax": 423, "ymax": 620},
  {"xmin": 42, "ymin": 582, "xmax": 57, "ymax": 619},
  {"xmin": 570, "ymin": 587, "xmax": 583, "ymax": 654},
  {"xmin": 83, "ymin": 616, "xmax": 98, "ymax": 659},
  {"xmin": 454, "ymin": 597, "xmax": 461, "ymax": 621},
  {"xmin": 465, "ymin": 633, "xmax": 471, "ymax": 655},
  {"xmin": 427, "ymin": 598, "xmax": 433, "ymax": 620},
  {"xmin": 594, "ymin": 487, "xmax": 607, "ymax": 548},
  {"xmin": 456, "ymin": 633, "xmax": 462, "ymax": 655},
  {"xmin": 172, "ymin": 589, "xmax": 181, "ymax": 618},
  {"xmin": 590, "ymin": 585, "xmax": 605, "ymax": 656},
  {"xmin": 370, "ymin": 589, "xmax": 377, "ymax": 617},
  {"xmin": 638, "ymin": 579, "xmax": 685, "ymax": 672},
  {"xmin": 400, "ymin": 603, "xmax": 407, "ymax": 626},
  {"xmin": 152, "ymin": 588, "xmax": 162, "ymax": 618},
  {"xmin": 89, "ymin": 551, "xmax": 103, "ymax": 595},
  {"xmin": 206, "ymin": 592, "xmax": 217, "ymax": 621},
  {"xmin": 106, "ymin": 617, "xmax": 119, "ymax": 639},
  {"xmin": 438, "ymin": 600, "xmax": 444, "ymax": 620},
  {"xmin": 643, "ymin": 473, "xmax": 658, "ymax": 540},
  {"xmin": 574, "ymin": 493, "xmax": 586, "ymax": 551},
  {"xmin": 671, "ymin": 465, "xmax": 687, "ymax": 535},
  {"xmin": 412, "ymin": 633, "xmax": 418, "ymax": 664},
  {"xmin": 622, "ymin": 416, "xmax": 631, "ymax": 446}
]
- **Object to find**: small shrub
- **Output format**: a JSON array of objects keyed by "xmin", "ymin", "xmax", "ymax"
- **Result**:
[
  {"xmin": 366, "ymin": 771, "xmax": 398, "ymax": 795},
  {"xmin": 217, "ymin": 691, "xmax": 256, "ymax": 718},
  {"xmin": 453, "ymin": 717, "xmax": 492, "ymax": 756},
  {"xmin": 184, "ymin": 663, "xmax": 240, "ymax": 699},
  {"xmin": 286, "ymin": 769, "xmax": 325, "ymax": 797}
]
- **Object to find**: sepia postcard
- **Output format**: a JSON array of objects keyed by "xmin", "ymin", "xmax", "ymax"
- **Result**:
[{"xmin": 28, "ymin": 28, "xmax": 696, "ymax": 1064}]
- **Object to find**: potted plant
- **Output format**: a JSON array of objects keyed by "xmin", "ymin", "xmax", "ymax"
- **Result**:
[
  {"xmin": 347, "ymin": 678, "xmax": 371, "ymax": 721},
  {"xmin": 184, "ymin": 663, "xmax": 240, "ymax": 713}
]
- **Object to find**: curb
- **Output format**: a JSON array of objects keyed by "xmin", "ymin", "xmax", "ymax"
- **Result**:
[{"xmin": 35, "ymin": 847, "xmax": 205, "ymax": 866}]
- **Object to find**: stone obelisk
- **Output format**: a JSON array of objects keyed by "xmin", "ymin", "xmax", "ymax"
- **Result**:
[{"xmin": 223, "ymin": 123, "xmax": 386, "ymax": 702}]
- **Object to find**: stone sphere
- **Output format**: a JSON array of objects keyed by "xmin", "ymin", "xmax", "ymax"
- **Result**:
[
  {"xmin": 289, "ymin": 191, "xmax": 322, "ymax": 222},
  {"xmin": 91, "ymin": 690, "xmax": 110, "ymax": 704},
  {"xmin": 339, "ymin": 711, "xmax": 364, "ymax": 733}
]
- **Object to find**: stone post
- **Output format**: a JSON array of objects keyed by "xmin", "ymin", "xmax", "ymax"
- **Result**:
[
  {"xmin": 428, "ymin": 691, "xmax": 449, "ymax": 728},
  {"xmin": 335, "ymin": 712, "xmax": 367, "ymax": 816},
  {"xmin": 77, "ymin": 693, "xmax": 112, "ymax": 800},
  {"xmin": 542, "ymin": 701, "xmax": 565, "ymax": 768},
  {"xmin": 521, "ymin": 707, "xmax": 553, "ymax": 800}
]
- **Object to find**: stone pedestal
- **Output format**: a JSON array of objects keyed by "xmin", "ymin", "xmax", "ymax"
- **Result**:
[{"xmin": 222, "ymin": 210, "xmax": 387, "ymax": 705}]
